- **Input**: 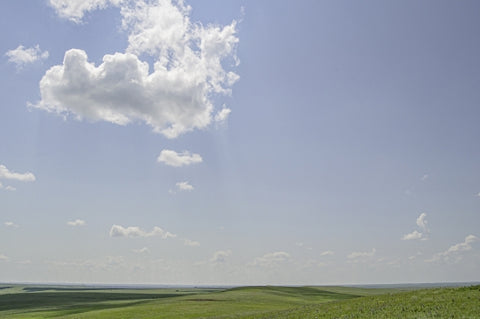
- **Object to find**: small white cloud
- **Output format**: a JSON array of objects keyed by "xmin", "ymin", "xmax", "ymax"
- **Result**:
[
  {"xmin": 67, "ymin": 219, "xmax": 86, "ymax": 227},
  {"xmin": 347, "ymin": 248, "xmax": 376, "ymax": 259},
  {"xmin": 184, "ymin": 239, "xmax": 200, "ymax": 247},
  {"xmin": 157, "ymin": 150, "xmax": 202, "ymax": 167},
  {"xmin": 320, "ymin": 250, "xmax": 334, "ymax": 256},
  {"xmin": 402, "ymin": 213, "xmax": 429, "ymax": 241},
  {"xmin": 402, "ymin": 230, "xmax": 423, "ymax": 241},
  {"xmin": 4, "ymin": 222, "xmax": 19, "ymax": 228},
  {"xmin": 214, "ymin": 106, "xmax": 232, "ymax": 123},
  {"xmin": 416, "ymin": 213, "xmax": 428, "ymax": 232},
  {"xmin": 0, "ymin": 254, "xmax": 10, "ymax": 262},
  {"xmin": 421, "ymin": 174, "xmax": 429, "ymax": 181},
  {"xmin": 5, "ymin": 44, "xmax": 49, "ymax": 69},
  {"xmin": 176, "ymin": 181, "xmax": 194, "ymax": 192},
  {"xmin": 0, "ymin": 164, "xmax": 36, "ymax": 182},
  {"xmin": 133, "ymin": 247, "xmax": 150, "ymax": 254},
  {"xmin": 210, "ymin": 250, "xmax": 231, "ymax": 264},
  {"xmin": 249, "ymin": 251, "xmax": 291, "ymax": 267},
  {"xmin": 109, "ymin": 224, "xmax": 176, "ymax": 239},
  {"xmin": 476, "ymin": 192, "xmax": 480, "ymax": 197}
]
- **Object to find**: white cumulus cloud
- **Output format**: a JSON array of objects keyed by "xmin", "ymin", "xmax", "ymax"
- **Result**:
[
  {"xmin": 0, "ymin": 165, "xmax": 36, "ymax": 182},
  {"xmin": 49, "ymin": 0, "xmax": 121, "ymax": 23},
  {"xmin": 416, "ymin": 213, "xmax": 428, "ymax": 232},
  {"xmin": 109, "ymin": 224, "xmax": 176, "ymax": 238},
  {"xmin": 38, "ymin": 0, "xmax": 239, "ymax": 138},
  {"xmin": 157, "ymin": 150, "xmax": 202, "ymax": 167},
  {"xmin": 67, "ymin": 219, "xmax": 86, "ymax": 227},
  {"xmin": 402, "ymin": 213, "xmax": 429, "ymax": 241},
  {"xmin": 402, "ymin": 230, "xmax": 423, "ymax": 241},
  {"xmin": 5, "ymin": 44, "xmax": 49, "ymax": 68}
]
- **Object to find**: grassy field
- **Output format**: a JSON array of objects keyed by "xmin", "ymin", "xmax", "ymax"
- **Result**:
[{"xmin": 0, "ymin": 284, "xmax": 478, "ymax": 318}]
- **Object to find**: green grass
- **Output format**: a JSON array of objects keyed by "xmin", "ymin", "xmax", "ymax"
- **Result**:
[{"xmin": 0, "ymin": 284, "xmax": 478, "ymax": 318}]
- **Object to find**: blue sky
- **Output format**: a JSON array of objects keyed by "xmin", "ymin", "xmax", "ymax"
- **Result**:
[{"xmin": 1, "ymin": 0, "xmax": 479, "ymax": 285}]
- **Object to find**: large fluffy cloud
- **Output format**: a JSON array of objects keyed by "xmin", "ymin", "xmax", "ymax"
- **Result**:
[{"xmin": 38, "ymin": 0, "xmax": 239, "ymax": 138}]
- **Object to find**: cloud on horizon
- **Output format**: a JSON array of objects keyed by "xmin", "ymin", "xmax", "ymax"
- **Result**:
[{"xmin": 109, "ymin": 224, "xmax": 176, "ymax": 239}]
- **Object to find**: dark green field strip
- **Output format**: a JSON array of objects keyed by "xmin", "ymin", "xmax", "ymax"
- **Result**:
[
  {"xmin": 227, "ymin": 286, "xmax": 361, "ymax": 300},
  {"xmin": 22, "ymin": 287, "xmax": 133, "ymax": 292},
  {"xmin": 0, "ymin": 287, "xmax": 13, "ymax": 290},
  {"xmin": 0, "ymin": 292, "xmax": 186, "ymax": 311}
]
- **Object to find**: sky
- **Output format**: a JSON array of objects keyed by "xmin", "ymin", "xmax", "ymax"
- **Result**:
[{"xmin": 1, "ymin": 0, "xmax": 480, "ymax": 286}]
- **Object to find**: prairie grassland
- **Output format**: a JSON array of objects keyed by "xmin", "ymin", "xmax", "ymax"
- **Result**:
[{"xmin": 0, "ymin": 284, "xmax": 478, "ymax": 318}]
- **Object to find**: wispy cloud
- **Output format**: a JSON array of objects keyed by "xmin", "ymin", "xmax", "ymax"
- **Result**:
[
  {"xmin": 214, "ymin": 106, "xmax": 232, "ymax": 123},
  {"xmin": 109, "ymin": 225, "xmax": 176, "ymax": 239},
  {"xmin": 4, "ymin": 221, "xmax": 19, "ymax": 228},
  {"xmin": 133, "ymin": 247, "xmax": 150, "ymax": 254},
  {"xmin": 176, "ymin": 181, "xmax": 194, "ymax": 191},
  {"xmin": 347, "ymin": 248, "xmax": 376, "ymax": 260},
  {"xmin": 5, "ymin": 44, "xmax": 49, "ymax": 69},
  {"xmin": 67, "ymin": 219, "xmax": 86, "ymax": 227},
  {"xmin": 210, "ymin": 250, "xmax": 231, "ymax": 264},
  {"xmin": 320, "ymin": 250, "xmax": 334, "ymax": 256},
  {"xmin": 157, "ymin": 150, "xmax": 202, "ymax": 167},
  {"xmin": 184, "ymin": 239, "xmax": 200, "ymax": 247},
  {"xmin": 249, "ymin": 251, "xmax": 291, "ymax": 267},
  {"xmin": 0, "ymin": 254, "xmax": 10, "ymax": 262},
  {"xmin": 427, "ymin": 235, "xmax": 478, "ymax": 263}
]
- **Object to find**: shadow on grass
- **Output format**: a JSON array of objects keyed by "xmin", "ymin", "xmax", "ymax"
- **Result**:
[
  {"xmin": 227, "ymin": 286, "xmax": 360, "ymax": 300},
  {"xmin": 0, "ymin": 291, "xmax": 186, "ymax": 312}
]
